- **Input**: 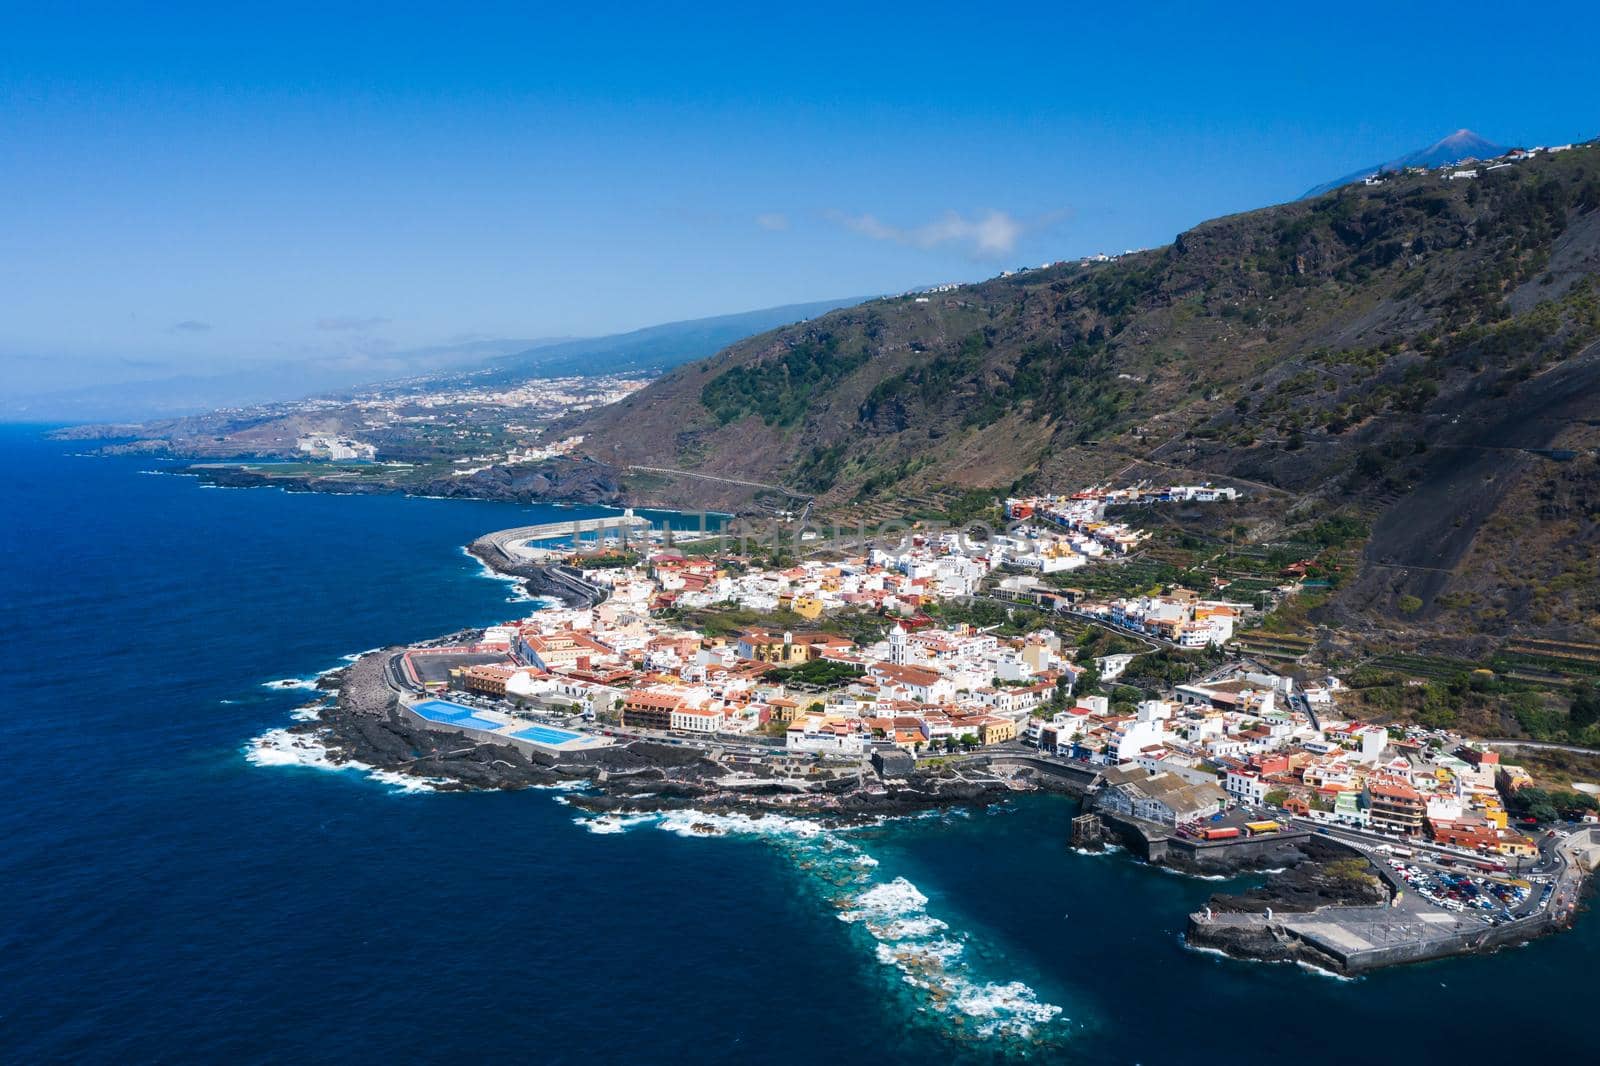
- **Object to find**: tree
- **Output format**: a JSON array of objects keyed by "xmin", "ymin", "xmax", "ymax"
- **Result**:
[
  {"xmin": 1511, "ymin": 788, "xmax": 1559, "ymax": 824},
  {"xmin": 1264, "ymin": 789, "xmax": 1290, "ymax": 808},
  {"xmin": 1077, "ymin": 660, "xmax": 1102, "ymax": 696},
  {"xmin": 1570, "ymin": 681, "xmax": 1600, "ymax": 730}
]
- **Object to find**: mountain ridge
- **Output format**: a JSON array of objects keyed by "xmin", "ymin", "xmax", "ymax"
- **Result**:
[{"xmin": 554, "ymin": 141, "xmax": 1600, "ymax": 651}]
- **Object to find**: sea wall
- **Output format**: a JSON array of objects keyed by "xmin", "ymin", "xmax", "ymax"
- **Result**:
[
  {"xmin": 1185, "ymin": 904, "xmax": 1565, "ymax": 975},
  {"xmin": 1094, "ymin": 810, "xmax": 1311, "ymax": 870},
  {"xmin": 466, "ymin": 536, "xmax": 609, "ymax": 608}
]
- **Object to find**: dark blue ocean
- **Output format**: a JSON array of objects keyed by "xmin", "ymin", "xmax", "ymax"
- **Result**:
[{"xmin": 2, "ymin": 425, "xmax": 1593, "ymax": 1063}]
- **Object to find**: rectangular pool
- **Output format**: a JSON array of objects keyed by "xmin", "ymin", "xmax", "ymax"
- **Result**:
[
  {"xmin": 510, "ymin": 724, "xmax": 584, "ymax": 746},
  {"xmin": 411, "ymin": 699, "xmax": 503, "ymax": 732}
]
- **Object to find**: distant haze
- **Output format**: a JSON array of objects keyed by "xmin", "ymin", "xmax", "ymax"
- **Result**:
[
  {"xmin": 1, "ymin": 299, "xmax": 860, "ymax": 422},
  {"xmin": 3, "ymin": 5, "xmax": 1598, "ymax": 418}
]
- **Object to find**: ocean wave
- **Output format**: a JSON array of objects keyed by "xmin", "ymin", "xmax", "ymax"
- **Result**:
[
  {"xmin": 1150, "ymin": 864, "xmax": 1232, "ymax": 882},
  {"xmin": 261, "ymin": 651, "xmax": 371, "ymax": 694},
  {"xmin": 1181, "ymin": 940, "xmax": 1237, "ymax": 962},
  {"xmin": 578, "ymin": 808, "xmax": 1067, "ymax": 1044},
  {"xmin": 576, "ymin": 813, "xmax": 660, "ymax": 834},
  {"xmin": 244, "ymin": 727, "xmax": 442, "ymax": 794},
  {"xmin": 263, "ymin": 677, "xmax": 320, "ymax": 692},
  {"xmin": 1294, "ymin": 959, "xmax": 1359, "ymax": 982},
  {"xmin": 1182, "ymin": 936, "xmax": 1360, "ymax": 982},
  {"xmin": 1070, "ymin": 842, "xmax": 1124, "ymax": 857},
  {"xmin": 459, "ymin": 546, "xmax": 559, "ymax": 606}
]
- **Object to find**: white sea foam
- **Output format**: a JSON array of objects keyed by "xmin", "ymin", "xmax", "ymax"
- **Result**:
[
  {"xmin": 1182, "ymin": 936, "xmax": 1360, "ymax": 982},
  {"xmin": 1151, "ymin": 863, "xmax": 1232, "ymax": 882},
  {"xmin": 653, "ymin": 809, "xmax": 830, "ymax": 841},
  {"xmin": 263, "ymin": 677, "xmax": 319, "ymax": 692},
  {"xmin": 262, "ymin": 650, "xmax": 374, "ymax": 694},
  {"xmin": 244, "ymin": 727, "xmax": 442, "ymax": 794},
  {"xmin": 1294, "ymin": 959, "xmax": 1359, "ymax": 982},
  {"xmin": 290, "ymin": 706, "xmax": 322, "ymax": 722},
  {"xmin": 245, "ymin": 727, "xmax": 340, "ymax": 770},
  {"xmin": 577, "ymin": 813, "xmax": 660, "ymax": 834},
  {"xmin": 840, "ymin": 877, "xmax": 929, "ymax": 922},
  {"xmin": 459, "ymin": 546, "xmax": 559, "ymax": 606},
  {"xmin": 577, "ymin": 808, "xmax": 1067, "ymax": 1044},
  {"xmin": 1070, "ymin": 842, "xmax": 1124, "ymax": 857},
  {"xmin": 1180, "ymin": 940, "xmax": 1237, "ymax": 962}
]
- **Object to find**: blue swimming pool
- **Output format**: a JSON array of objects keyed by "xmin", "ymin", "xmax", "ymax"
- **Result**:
[
  {"xmin": 510, "ymin": 724, "xmax": 583, "ymax": 746},
  {"xmin": 410, "ymin": 699, "xmax": 503, "ymax": 732}
]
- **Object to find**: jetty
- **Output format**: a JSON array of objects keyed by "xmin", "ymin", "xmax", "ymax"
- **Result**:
[{"xmin": 475, "ymin": 509, "xmax": 654, "ymax": 564}]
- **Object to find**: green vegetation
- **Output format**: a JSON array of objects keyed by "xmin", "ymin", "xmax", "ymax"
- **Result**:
[
  {"xmin": 924, "ymin": 597, "xmax": 1054, "ymax": 636},
  {"xmin": 1505, "ymin": 787, "xmax": 1598, "ymax": 824},
  {"xmin": 554, "ymin": 146, "xmax": 1600, "ymax": 656},
  {"xmin": 760, "ymin": 659, "xmax": 863, "ymax": 688},
  {"xmin": 1324, "ymin": 858, "xmax": 1380, "ymax": 889},
  {"xmin": 1117, "ymin": 646, "xmax": 1224, "ymax": 694},
  {"xmin": 1348, "ymin": 664, "xmax": 1600, "ymax": 746},
  {"xmin": 701, "ymin": 333, "xmax": 870, "ymax": 427},
  {"xmin": 573, "ymin": 551, "xmax": 638, "ymax": 569}
]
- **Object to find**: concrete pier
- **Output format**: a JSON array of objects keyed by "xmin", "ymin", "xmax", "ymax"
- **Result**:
[{"xmin": 477, "ymin": 511, "xmax": 654, "ymax": 563}]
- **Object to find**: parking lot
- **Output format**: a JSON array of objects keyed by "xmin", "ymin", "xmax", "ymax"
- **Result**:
[{"xmin": 1386, "ymin": 859, "xmax": 1529, "ymax": 921}]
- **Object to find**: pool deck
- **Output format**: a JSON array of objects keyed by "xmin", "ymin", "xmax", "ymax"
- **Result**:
[{"xmin": 402, "ymin": 697, "xmax": 614, "ymax": 756}]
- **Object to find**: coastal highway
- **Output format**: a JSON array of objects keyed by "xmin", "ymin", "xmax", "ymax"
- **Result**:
[
  {"xmin": 625, "ymin": 465, "xmax": 812, "ymax": 504},
  {"xmin": 1482, "ymin": 739, "xmax": 1600, "ymax": 756}
]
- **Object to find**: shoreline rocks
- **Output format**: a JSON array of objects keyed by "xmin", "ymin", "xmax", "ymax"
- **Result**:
[
  {"xmin": 181, "ymin": 458, "xmax": 626, "ymax": 507},
  {"xmin": 311, "ymin": 647, "xmax": 1027, "ymax": 816}
]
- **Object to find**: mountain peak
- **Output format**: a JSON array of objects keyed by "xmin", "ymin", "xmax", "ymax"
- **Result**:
[
  {"xmin": 1428, "ymin": 128, "xmax": 1497, "ymax": 154},
  {"xmin": 1302, "ymin": 128, "xmax": 1509, "ymax": 199}
]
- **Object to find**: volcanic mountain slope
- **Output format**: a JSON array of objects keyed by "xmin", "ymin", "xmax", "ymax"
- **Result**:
[
  {"xmin": 556, "ymin": 143, "xmax": 1600, "ymax": 646},
  {"xmin": 1300, "ymin": 128, "xmax": 1508, "ymax": 199}
]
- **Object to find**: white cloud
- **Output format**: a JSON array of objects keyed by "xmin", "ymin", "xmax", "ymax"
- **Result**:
[
  {"xmin": 830, "ymin": 209, "xmax": 1027, "ymax": 258},
  {"xmin": 755, "ymin": 212, "xmax": 790, "ymax": 231}
]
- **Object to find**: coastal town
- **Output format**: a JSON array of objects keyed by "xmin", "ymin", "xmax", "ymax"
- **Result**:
[{"xmin": 287, "ymin": 483, "xmax": 1600, "ymax": 977}]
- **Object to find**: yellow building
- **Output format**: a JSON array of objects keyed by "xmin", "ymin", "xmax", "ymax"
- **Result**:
[
  {"xmin": 790, "ymin": 594, "xmax": 825, "ymax": 620},
  {"xmin": 977, "ymin": 717, "xmax": 1018, "ymax": 745},
  {"xmin": 1496, "ymin": 832, "xmax": 1538, "ymax": 859}
]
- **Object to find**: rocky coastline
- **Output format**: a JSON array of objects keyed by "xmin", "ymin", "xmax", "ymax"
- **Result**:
[
  {"xmin": 295, "ymin": 643, "xmax": 1031, "ymax": 817},
  {"xmin": 1180, "ymin": 836, "xmax": 1590, "ymax": 974},
  {"xmin": 464, "ymin": 541, "xmax": 607, "ymax": 608},
  {"xmin": 1207, "ymin": 837, "xmax": 1389, "ymax": 912},
  {"xmin": 182, "ymin": 458, "xmax": 626, "ymax": 506}
]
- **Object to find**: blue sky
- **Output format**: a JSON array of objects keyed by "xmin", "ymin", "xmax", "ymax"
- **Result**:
[{"xmin": 3, "ymin": 1, "xmax": 1597, "ymax": 409}]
